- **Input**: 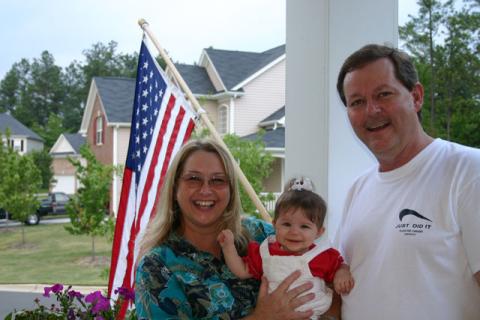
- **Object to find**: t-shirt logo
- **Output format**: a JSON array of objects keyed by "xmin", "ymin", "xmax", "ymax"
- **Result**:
[{"xmin": 395, "ymin": 209, "xmax": 433, "ymax": 236}]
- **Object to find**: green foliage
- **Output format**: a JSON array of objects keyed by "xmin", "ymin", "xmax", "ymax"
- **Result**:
[
  {"xmin": 0, "ymin": 129, "xmax": 42, "ymax": 243},
  {"xmin": 30, "ymin": 149, "xmax": 54, "ymax": 189},
  {"xmin": 400, "ymin": 0, "xmax": 480, "ymax": 147},
  {"xmin": 0, "ymin": 41, "xmax": 139, "ymax": 134},
  {"xmin": 223, "ymin": 133, "xmax": 274, "ymax": 215},
  {"xmin": 65, "ymin": 144, "xmax": 116, "ymax": 260}
]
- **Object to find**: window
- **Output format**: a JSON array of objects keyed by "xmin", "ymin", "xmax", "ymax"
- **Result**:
[
  {"xmin": 218, "ymin": 105, "xmax": 228, "ymax": 134},
  {"xmin": 20, "ymin": 140, "xmax": 24, "ymax": 152},
  {"xmin": 96, "ymin": 116, "xmax": 103, "ymax": 145}
]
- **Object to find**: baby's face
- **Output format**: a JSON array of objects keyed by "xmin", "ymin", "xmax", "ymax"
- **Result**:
[{"xmin": 274, "ymin": 208, "xmax": 324, "ymax": 254}]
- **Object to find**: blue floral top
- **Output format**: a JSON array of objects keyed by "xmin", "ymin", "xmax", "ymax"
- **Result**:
[{"xmin": 135, "ymin": 217, "xmax": 274, "ymax": 319}]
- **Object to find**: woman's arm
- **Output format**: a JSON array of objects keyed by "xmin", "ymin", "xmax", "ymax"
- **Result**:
[{"xmin": 218, "ymin": 229, "xmax": 252, "ymax": 279}]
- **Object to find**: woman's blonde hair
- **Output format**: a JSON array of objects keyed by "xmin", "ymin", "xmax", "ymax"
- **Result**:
[{"xmin": 138, "ymin": 138, "xmax": 247, "ymax": 259}]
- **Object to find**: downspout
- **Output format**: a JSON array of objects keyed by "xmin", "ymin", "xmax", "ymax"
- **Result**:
[
  {"xmin": 112, "ymin": 125, "xmax": 119, "ymax": 217},
  {"xmin": 229, "ymin": 96, "xmax": 236, "ymax": 134}
]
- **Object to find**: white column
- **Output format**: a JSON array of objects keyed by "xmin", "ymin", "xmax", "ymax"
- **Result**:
[{"xmin": 285, "ymin": 0, "xmax": 398, "ymax": 238}]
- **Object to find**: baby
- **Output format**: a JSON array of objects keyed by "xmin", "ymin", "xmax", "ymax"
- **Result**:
[{"xmin": 218, "ymin": 177, "xmax": 354, "ymax": 319}]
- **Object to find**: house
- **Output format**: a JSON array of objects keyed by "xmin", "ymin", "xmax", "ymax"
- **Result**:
[
  {"xmin": 79, "ymin": 45, "xmax": 286, "ymax": 215},
  {"xmin": 173, "ymin": 46, "xmax": 286, "ymax": 195},
  {"xmin": 0, "ymin": 112, "xmax": 44, "ymax": 155},
  {"xmin": 243, "ymin": 106, "xmax": 285, "ymax": 193},
  {"xmin": 49, "ymin": 133, "xmax": 86, "ymax": 194}
]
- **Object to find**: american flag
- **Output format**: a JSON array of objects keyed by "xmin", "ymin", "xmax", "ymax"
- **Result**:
[{"xmin": 108, "ymin": 38, "xmax": 196, "ymax": 314}]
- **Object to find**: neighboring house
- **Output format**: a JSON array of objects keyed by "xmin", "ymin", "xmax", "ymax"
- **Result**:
[
  {"xmin": 243, "ymin": 106, "xmax": 285, "ymax": 194},
  {"xmin": 79, "ymin": 77, "xmax": 134, "ymax": 215},
  {"xmin": 0, "ymin": 112, "xmax": 44, "ymax": 155},
  {"xmin": 79, "ymin": 45, "xmax": 286, "ymax": 215},
  {"xmin": 49, "ymin": 133, "xmax": 86, "ymax": 194}
]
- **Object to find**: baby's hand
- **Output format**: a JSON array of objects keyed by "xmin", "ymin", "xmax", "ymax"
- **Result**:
[
  {"xmin": 333, "ymin": 267, "xmax": 355, "ymax": 295},
  {"xmin": 217, "ymin": 229, "xmax": 234, "ymax": 247}
]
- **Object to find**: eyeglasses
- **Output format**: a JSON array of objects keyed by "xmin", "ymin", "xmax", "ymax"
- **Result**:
[{"xmin": 179, "ymin": 173, "xmax": 229, "ymax": 189}]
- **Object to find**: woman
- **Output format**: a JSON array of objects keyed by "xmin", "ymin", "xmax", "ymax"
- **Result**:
[{"xmin": 135, "ymin": 139, "xmax": 315, "ymax": 319}]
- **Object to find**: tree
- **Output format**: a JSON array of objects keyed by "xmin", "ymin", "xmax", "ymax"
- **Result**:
[
  {"xmin": 400, "ymin": 0, "xmax": 480, "ymax": 147},
  {"xmin": 30, "ymin": 149, "xmax": 54, "ymax": 190},
  {"xmin": 0, "ymin": 129, "xmax": 41, "ymax": 245},
  {"xmin": 223, "ymin": 133, "xmax": 274, "ymax": 216},
  {"xmin": 65, "ymin": 145, "xmax": 116, "ymax": 261}
]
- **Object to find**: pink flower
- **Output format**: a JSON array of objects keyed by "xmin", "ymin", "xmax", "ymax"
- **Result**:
[
  {"xmin": 85, "ymin": 290, "xmax": 111, "ymax": 314},
  {"xmin": 43, "ymin": 283, "xmax": 64, "ymax": 297},
  {"xmin": 68, "ymin": 290, "xmax": 84, "ymax": 299},
  {"xmin": 114, "ymin": 287, "xmax": 135, "ymax": 301}
]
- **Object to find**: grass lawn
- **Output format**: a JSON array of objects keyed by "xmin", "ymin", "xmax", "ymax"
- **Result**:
[{"xmin": 0, "ymin": 223, "xmax": 111, "ymax": 286}]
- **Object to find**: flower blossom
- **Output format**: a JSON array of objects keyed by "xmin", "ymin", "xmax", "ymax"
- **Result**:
[
  {"xmin": 43, "ymin": 283, "xmax": 64, "ymax": 297},
  {"xmin": 114, "ymin": 287, "xmax": 135, "ymax": 301}
]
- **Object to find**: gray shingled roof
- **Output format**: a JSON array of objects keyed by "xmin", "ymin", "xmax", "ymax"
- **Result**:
[
  {"xmin": 175, "ymin": 64, "xmax": 217, "ymax": 95},
  {"xmin": 64, "ymin": 133, "xmax": 85, "ymax": 153},
  {"xmin": 0, "ymin": 112, "xmax": 44, "ymax": 141},
  {"xmin": 94, "ymin": 77, "xmax": 135, "ymax": 123},
  {"xmin": 243, "ymin": 127, "xmax": 285, "ymax": 149},
  {"xmin": 205, "ymin": 45, "xmax": 285, "ymax": 90},
  {"xmin": 260, "ymin": 106, "xmax": 285, "ymax": 123}
]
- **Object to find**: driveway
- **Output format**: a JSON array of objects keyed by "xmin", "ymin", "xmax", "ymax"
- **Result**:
[{"xmin": 0, "ymin": 217, "xmax": 70, "ymax": 228}]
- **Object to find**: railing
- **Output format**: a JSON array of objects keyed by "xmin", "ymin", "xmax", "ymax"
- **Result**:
[{"xmin": 260, "ymin": 192, "xmax": 281, "ymax": 213}]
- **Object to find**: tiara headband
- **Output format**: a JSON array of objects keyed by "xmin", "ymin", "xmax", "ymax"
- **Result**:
[{"xmin": 289, "ymin": 177, "xmax": 313, "ymax": 192}]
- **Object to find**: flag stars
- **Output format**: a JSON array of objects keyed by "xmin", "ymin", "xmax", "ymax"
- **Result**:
[
  {"xmin": 143, "ymin": 61, "xmax": 148, "ymax": 69},
  {"xmin": 150, "ymin": 71, "xmax": 154, "ymax": 79},
  {"xmin": 136, "ymin": 150, "xmax": 140, "ymax": 158},
  {"xmin": 143, "ymin": 75, "xmax": 148, "ymax": 83},
  {"xmin": 135, "ymin": 135, "xmax": 140, "ymax": 143},
  {"xmin": 142, "ymin": 117, "xmax": 148, "ymax": 126},
  {"xmin": 159, "ymin": 89, "xmax": 164, "ymax": 97},
  {"xmin": 154, "ymin": 108, "xmax": 158, "ymax": 116},
  {"xmin": 136, "ymin": 122, "xmax": 140, "ymax": 130},
  {"xmin": 143, "ymin": 146, "xmax": 148, "ymax": 154},
  {"xmin": 142, "ymin": 103, "xmax": 149, "ymax": 111},
  {"xmin": 142, "ymin": 132, "xmax": 148, "ymax": 140},
  {"xmin": 142, "ymin": 89, "xmax": 148, "ymax": 97}
]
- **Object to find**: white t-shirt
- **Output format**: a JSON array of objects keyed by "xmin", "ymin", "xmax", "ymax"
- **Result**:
[{"xmin": 336, "ymin": 139, "xmax": 480, "ymax": 320}]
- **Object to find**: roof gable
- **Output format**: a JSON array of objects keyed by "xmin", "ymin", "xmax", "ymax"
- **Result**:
[
  {"xmin": 175, "ymin": 63, "xmax": 217, "ymax": 95},
  {"xmin": 50, "ymin": 133, "xmax": 86, "ymax": 155},
  {"xmin": 204, "ymin": 45, "xmax": 285, "ymax": 90},
  {"xmin": 94, "ymin": 77, "xmax": 135, "ymax": 123},
  {"xmin": 0, "ymin": 112, "xmax": 44, "ymax": 141}
]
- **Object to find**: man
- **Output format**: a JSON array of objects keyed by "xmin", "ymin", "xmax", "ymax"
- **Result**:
[{"xmin": 335, "ymin": 44, "xmax": 480, "ymax": 319}]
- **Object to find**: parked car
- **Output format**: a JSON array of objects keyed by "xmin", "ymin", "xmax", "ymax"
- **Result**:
[
  {"xmin": 26, "ymin": 192, "xmax": 71, "ymax": 225},
  {"xmin": 0, "ymin": 208, "xmax": 10, "ymax": 220}
]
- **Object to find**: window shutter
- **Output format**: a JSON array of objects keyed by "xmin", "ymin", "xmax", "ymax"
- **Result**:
[{"xmin": 102, "ymin": 116, "xmax": 106, "ymax": 144}]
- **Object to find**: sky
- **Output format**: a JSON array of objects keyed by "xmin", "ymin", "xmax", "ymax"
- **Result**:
[{"xmin": 0, "ymin": 0, "xmax": 418, "ymax": 79}]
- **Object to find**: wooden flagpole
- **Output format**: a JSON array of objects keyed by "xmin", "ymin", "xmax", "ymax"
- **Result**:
[{"xmin": 138, "ymin": 19, "xmax": 272, "ymax": 222}]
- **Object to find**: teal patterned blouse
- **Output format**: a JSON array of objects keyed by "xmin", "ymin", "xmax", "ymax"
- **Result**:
[{"xmin": 135, "ymin": 217, "xmax": 274, "ymax": 319}]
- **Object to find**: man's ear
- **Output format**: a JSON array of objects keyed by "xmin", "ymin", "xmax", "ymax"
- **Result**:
[{"xmin": 412, "ymin": 82, "xmax": 424, "ymax": 112}]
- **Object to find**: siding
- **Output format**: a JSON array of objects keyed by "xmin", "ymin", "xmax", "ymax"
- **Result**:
[
  {"xmin": 234, "ymin": 60, "xmax": 285, "ymax": 136},
  {"xmin": 51, "ymin": 158, "xmax": 77, "ymax": 176},
  {"xmin": 263, "ymin": 157, "xmax": 283, "ymax": 193},
  {"xmin": 88, "ymin": 96, "xmax": 113, "ymax": 165}
]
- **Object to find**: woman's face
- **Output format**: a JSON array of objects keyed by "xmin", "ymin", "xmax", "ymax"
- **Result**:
[{"xmin": 176, "ymin": 150, "xmax": 231, "ymax": 234}]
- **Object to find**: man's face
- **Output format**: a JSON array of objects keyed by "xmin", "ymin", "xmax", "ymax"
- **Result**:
[{"xmin": 343, "ymin": 58, "xmax": 424, "ymax": 170}]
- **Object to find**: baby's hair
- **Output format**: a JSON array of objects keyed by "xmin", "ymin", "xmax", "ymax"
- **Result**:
[{"xmin": 273, "ymin": 177, "xmax": 327, "ymax": 229}]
